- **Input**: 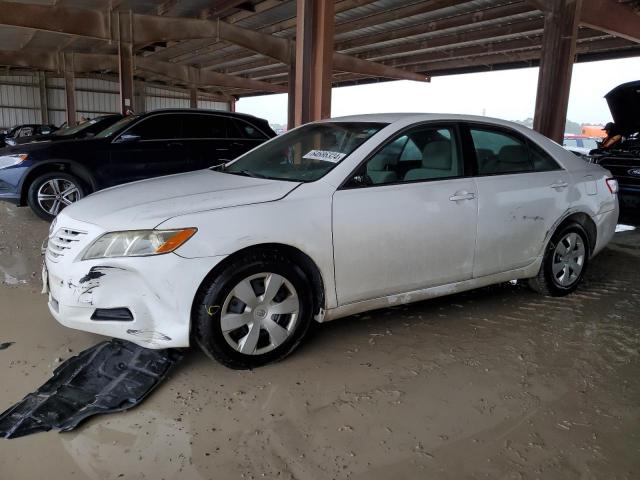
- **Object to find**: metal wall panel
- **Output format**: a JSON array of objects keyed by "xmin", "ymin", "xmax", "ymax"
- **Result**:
[
  {"xmin": 0, "ymin": 75, "xmax": 41, "ymax": 128},
  {"xmin": 1, "ymin": 75, "xmax": 230, "ymax": 129},
  {"xmin": 198, "ymin": 99, "xmax": 230, "ymax": 111},
  {"xmin": 145, "ymin": 86, "xmax": 190, "ymax": 110}
]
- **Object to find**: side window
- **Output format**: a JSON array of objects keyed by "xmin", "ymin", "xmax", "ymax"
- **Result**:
[
  {"xmin": 181, "ymin": 114, "xmax": 230, "ymax": 139},
  {"xmin": 364, "ymin": 126, "xmax": 462, "ymax": 185},
  {"xmin": 529, "ymin": 142, "xmax": 561, "ymax": 171},
  {"xmin": 126, "ymin": 114, "xmax": 180, "ymax": 140},
  {"xmin": 470, "ymin": 128, "xmax": 533, "ymax": 175},
  {"xmin": 233, "ymin": 119, "xmax": 268, "ymax": 140},
  {"xmin": 563, "ymin": 138, "xmax": 579, "ymax": 147}
]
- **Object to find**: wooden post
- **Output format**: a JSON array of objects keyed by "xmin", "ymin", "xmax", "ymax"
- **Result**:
[
  {"xmin": 294, "ymin": 0, "xmax": 334, "ymax": 126},
  {"xmin": 63, "ymin": 54, "xmax": 76, "ymax": 127},
  {"xmin": 37, "ymin": 71, "xmax": 49, "ymax": 125},
  {"xmin": 190, "ymin": 86, "xmax": 198, "ymax": 109},
  {"xmin": 287, "ymin": 62, "xmax": 295, "ymax": 130},
  {"xmin": 533, "ymin": 0, "xmax": 581, "ymax": 143},
  {"xmin": 118, "ymin": 11, "xmax": 135, "ymax": 115}
]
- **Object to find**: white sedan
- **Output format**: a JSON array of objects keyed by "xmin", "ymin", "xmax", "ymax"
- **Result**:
[{"xmin": 44, "ymin": 114, "xmax": 619, "ymax": 368}]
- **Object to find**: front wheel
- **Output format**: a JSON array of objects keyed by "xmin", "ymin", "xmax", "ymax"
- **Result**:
[
  {"xmin": 27, "ymin": 172, "xmax": 85, "ymax": 221},
  {"xmin": 528, "ymin": 222, "xmax": 590, "ymax": 296},
  {"xmin": 193, "ymin": 251, "xmax": 314, "ymax": 369}
]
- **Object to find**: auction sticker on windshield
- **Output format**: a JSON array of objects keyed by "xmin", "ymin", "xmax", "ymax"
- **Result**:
[{"xmin": 303, "ymin": 150, "xmax": 347, "ymax": 163}]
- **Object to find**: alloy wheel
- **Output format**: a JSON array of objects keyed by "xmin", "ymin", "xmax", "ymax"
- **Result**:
[
  {"xmin": 220, "ymin": 272, "xmax": 300, "ymax": 355},
  {"xmin": 37, "ymin": 178, "xmax": 82, "ymax": 216},
  {"xmin": 552, "ymin": 232, "xmax": 585, "ymax": 287}
]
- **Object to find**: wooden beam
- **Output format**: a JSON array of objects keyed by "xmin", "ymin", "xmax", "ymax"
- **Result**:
[
  {"xmin": 117, "ymin": 12, "xmax": 135, "ymax": 115},
  {"xmin": 63, "ymin": 53, "xmax": 76, "ymax": 127},
  {"xmin": 533, "ymin": 0, "xmax": 581, "ymax": 142},
  {"xmin": 580, "ymin": 0, "xmax": 640, "ymax": 43},
  {"xmin": 0, "ymin": 1, "xmax": 429, "ymax": 85},
  {"xmin": 202, "ymin": 0, "xmax": 254, "ymax": 18},
  {"xmin": 294, "ymin": 0, "xmax": 334, "ymax": 126},
  {"xmin": 0, "ymin": 1, "xmax": 110, "ymax": 39},
  {"xmin": 135, "ymin": 56, "xmax": 287, "ymax": 93},
  {"xmin": 358, "ymin": 18, "xmax": 545, "ymax": 62},
  {"xmin": 336, "ymin": 1, "xmax": 537, "ymax": 52},
  {"xmin": 38, "ymin": 71, "xmax": 48, "ymax": 124}
]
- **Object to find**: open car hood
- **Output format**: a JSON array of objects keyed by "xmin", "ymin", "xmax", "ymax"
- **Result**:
[{"xmin": 605, "ymin": 80, "xmax": 640, "ymax": 136}]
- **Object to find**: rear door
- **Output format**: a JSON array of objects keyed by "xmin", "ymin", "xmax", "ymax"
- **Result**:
[
  {"xmin": 107, "ymin": 113, "xmax": 193, "ymax": 185},
  {"xmin": 464, "ymin": 123, "xmax": 570, "ymax": 277},
  {"xmin": 180, "ymin": 113, "xmax": 243, "ymax": 169}
]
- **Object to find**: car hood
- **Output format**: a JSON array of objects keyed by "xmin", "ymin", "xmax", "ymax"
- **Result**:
[
  {"xmin": 605, "ymin": 80, "xmax": 640, "ymax": 136},
  {"xmin": 62, "ymin": 169, "xmax": 300, "ymax": 230}
]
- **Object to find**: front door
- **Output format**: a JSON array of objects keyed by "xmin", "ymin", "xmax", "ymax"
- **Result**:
[
  {"xmin": 332, "ymin": 124, "xmax": 478, "ymax": 306},
  {"xmin": 107, "ymin": 113, "xmax": 194, "ymax": 186}
]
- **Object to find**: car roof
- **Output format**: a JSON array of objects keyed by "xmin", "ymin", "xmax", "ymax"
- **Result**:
[
  {"xmin": 139, "ymin": 108, "xmax": 268, "ymax": 123},
  {"xmin": 323, "ymin": 112, "xmax": 535, "ymax": 130}
]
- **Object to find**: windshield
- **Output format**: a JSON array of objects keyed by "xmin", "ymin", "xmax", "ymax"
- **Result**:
[
  {"xmin": 95, "ymin": 116, "xmax": 138, "ymax": 138},
  {"xmin": 224, "ymin": 122, "xmax": 386, "ymax": 182},
  {"xmin": 54, "ymin": 118, "xmax": 102, "ymax": 136}
]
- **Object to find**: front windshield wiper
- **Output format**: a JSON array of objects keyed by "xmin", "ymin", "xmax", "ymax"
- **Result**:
[{"xmin": 233, "ymin": 169, "xmax": 269, "ymax": 179}]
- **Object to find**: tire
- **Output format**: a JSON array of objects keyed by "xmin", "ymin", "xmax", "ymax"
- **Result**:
[
  {"xmin": 528, "ymin": 222, "xmax": 590, "ymax": 296},
  {"xmin": 193, "ymin": 250, "xmax": 314, "ymax": 369},
  {"xmin": 27, "ymin": 172, "xmax": 85, "ymax": 221}
]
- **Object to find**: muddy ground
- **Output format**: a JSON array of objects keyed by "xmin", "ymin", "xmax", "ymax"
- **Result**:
[{"xmin": 1, "ymin": 201, "xmax": 639, "ymax": 480}]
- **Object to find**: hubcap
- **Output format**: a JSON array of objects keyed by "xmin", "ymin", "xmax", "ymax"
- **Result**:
[
  {"xmin": 220, "ymin": 272, "xmax": 300, "ymax": 355},
  {"xmin": 552, "ymin": 232, "xmax": 585, "ymax": 287},
  {"xmin": 37, "ymin": 178, "xmax": 82, "ymax": 216}
]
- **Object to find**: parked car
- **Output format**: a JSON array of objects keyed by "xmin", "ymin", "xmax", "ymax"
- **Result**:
[
  {"xmin": 562, "ymin": 134, "xmax": 599, "ymax": 157},
  {"xmin": 589, "ymin": 80, "xmax": 640, "ymax": 218},
  {"xmin": 0, "ymin": 123, "xmax": 57, "ymax": 147},
  {"xmin": 43, "ymin": 113, "xmax": 619, "ymax": 369},
  {"xmin": 0, "ymin": 109, "xmax": 276, "ymax": 220},
  {"xmin": 5, "ymin": 114, "xmax": 123, "ymax": 147}
]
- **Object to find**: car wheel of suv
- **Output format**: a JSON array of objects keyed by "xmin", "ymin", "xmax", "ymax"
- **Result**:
[
  {"xmin": 193, "ymin": 250, "xmax": 314, "ymax": 369},
  {"xmin": 528, "ymin": 222, "xmax": 590, "ymax": 296},
  {"xmin": 27, "ymin": 172, "xmax": 85, "ymax": 221}
]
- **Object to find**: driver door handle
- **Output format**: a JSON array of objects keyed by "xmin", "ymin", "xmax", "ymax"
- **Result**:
[
  {"xmin": 449, "ymin": 191, "xmax": 476, "ymax": 202},
  {"xmin": 550, "ymin": 181, "xmax": 569, "ymax": 190}
]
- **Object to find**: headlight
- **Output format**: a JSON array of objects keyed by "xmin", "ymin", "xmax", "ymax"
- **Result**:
[
  {"xmin": 0, "ymin": 154, "xmax": 28, "ymax": 169},
  {"xmin": 82, "ymin": 228, "xmax": 197, "ymax": 260}
]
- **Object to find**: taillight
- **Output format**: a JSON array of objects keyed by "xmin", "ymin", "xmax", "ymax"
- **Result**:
[{"xmin": 606, "ymin": 178, "xmax": 619, "ymax": 194}]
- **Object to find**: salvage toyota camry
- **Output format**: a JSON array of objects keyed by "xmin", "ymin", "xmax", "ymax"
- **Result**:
[{"xmin": 44, "ymin": 114, "xmax": 619, "ymax": 369}]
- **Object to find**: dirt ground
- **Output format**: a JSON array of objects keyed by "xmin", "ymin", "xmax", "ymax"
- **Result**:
[{"xmin": 1, "ymin": 202, "xmax": 639, "ymax": 480}]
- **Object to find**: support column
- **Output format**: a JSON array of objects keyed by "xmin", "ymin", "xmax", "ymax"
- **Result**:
[
  {"xmin": 294, "ymin": 0, "xmax": 334, "ymax": 127},
  {"xmin": 533, "ymin": 0, "xmax": 581, "ymax": 143},
  {"xmin": 117, "ymin": 11, "xmax": 135, "ymax": 114},
  {"xmin": 229, "ymin": 96, "xmax": 236, "ymax": 112},
  {"xmin": 37, "ymin": 71, "xmax": 49, "ymax": 125},
  {"xmin": 189, "ymin": 86, "xmax": 198, "ymax": 109},
  {"xmin": 133, "ymin": 80, "xmax": 146, "ymax": 113},
  {"xmin": 63, "ymin": 54, "xmax": 76, "ymax": 127},
  {"xmin": 287, "ymin": 63, "xmax": 295, "ymax": 130}
]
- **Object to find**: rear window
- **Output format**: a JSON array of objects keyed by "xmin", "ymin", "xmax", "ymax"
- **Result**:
[{"xmin": 233, "ymin": 119, "xmax": 268, "ymax": 140}]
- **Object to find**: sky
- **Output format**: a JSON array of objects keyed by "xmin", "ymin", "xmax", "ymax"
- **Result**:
[{"xmin": 236, "ymin": 57, "xmax": 640, "ymax": 126}]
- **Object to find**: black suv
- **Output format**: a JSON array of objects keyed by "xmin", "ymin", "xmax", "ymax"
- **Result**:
[
  {"xmin": 0, "ymin": 109, "xmax": 276, "ymax": 220},
  {"xmin": 589, "ymin": 81, "xmax": 640, "ymax": 221}
]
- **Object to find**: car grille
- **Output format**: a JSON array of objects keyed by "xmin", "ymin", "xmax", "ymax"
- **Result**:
[{"xmin": 47, "ymin": 228, "xmax": 87, "ymax": 262}]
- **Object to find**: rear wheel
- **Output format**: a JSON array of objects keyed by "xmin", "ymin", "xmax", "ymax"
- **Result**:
[
  {"xmin": 528, "ymin": 222, "xmax": 589, "ymax": 296},
  {"xmin": 193, "ymin": 251, "xmax": 314, "ymax": 369},
  {"xmin": 27, "ymin": 172, "xmax": 85, "ymax": 221}
]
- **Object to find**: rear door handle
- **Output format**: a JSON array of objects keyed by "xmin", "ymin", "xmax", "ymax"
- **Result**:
[
  {"xmin": 167, "ymin": 141, "xmax": 183, "ymax": 148},
  {"xmin": 449, "ymin": 192, "xmax": 475, "ymax": 202},
  {"xmin": 550, "ymin": 181, "xmax": 569, "ymax": 190}
]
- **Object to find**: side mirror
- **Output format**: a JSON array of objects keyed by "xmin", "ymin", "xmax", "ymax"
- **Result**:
[{"xmin": 115, "ymin": 133, "xmax": 141, "ymax": 144}]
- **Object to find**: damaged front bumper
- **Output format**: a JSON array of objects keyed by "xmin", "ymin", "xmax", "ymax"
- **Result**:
[{"xmin": 44, "ymin": 218, "xmax": 225, "ymax": 349}]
